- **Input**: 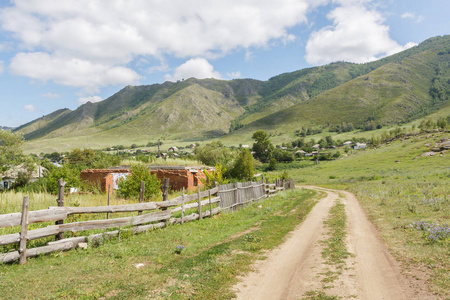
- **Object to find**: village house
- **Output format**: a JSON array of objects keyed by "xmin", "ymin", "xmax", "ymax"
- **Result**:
[
  {"xmin": 354, "ymin": 143, "xmax": 367, "ymax": 150},
  {"xmin": 0, "ymin": 163, "xmax": 46, "ymax": 190},
  {"xmin": 343, "ymin": 141, "xmax": 352, "ymax": 147},
  {"xmin": 80, "ymin": 165, "xmax": 213, "ymax": 193}
]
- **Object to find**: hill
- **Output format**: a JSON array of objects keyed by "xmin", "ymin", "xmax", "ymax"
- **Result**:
[{"xmin": 16, "ymin": 35, "xmax": 450, "ymax": 152}]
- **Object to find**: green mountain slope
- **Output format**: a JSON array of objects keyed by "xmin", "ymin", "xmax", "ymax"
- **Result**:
[
  {"xmin": 15, "ymin": 35, "xmax": 450, "ymax": 151},
  {"xmin": 241, "ymin": 35, "xmax": 450, "ymax": 133}
]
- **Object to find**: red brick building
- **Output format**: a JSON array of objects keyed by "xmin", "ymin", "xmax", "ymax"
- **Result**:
[{"xmin": 80, "ymin": 165, "xmax": 212, "ymax": 193}]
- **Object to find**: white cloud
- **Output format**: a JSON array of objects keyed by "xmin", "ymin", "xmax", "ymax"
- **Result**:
[
  {"xmin": 0, "ymin": 60, "xmax": 3, "ymax": 73},
  {"xmin": 164, "ymin": 58, "xmax": 222, "ymax": 82},
  {"xmin": 0, "ymin": 0, "xmax": 317, "ymax": 91},
  {"xmin": 227, "ymin": 71, "xmax": 242, "ymax": 79},
  {"xmin": 42, "ymin": 92, "xmax": 60, "ymax": 98},
  {"xmin": 401, "ymin": 12, "xmax": 424, "ymax": 23},
  {"xmin": 10, "ymin": 52, "xmax": 141, "ymax": 92},
  {"xmin": 305, "ymin": 1, "xmax": 417, "ymax": 65},
  {"xmin": 78, "ymin": 96, "xmax": 103, "ymax": 105},
  {"xmin": 24, "ymin": 104, "xmax": 36, "ymax": 111}
]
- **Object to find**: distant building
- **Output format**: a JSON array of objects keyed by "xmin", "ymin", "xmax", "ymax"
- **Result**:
[
  {"xmin": 168, "ymin": 146, "xmax": 179, "ymax": 152},
  {"xmin": 343, "ymin": 141, "xmax": 352, "ymax": 146},
  {"xmin": 354, "ymin": 143, "xmax": 367, "ymax": 150}
]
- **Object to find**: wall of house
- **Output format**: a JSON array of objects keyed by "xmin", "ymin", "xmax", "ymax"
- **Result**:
[
  {"xmin": 80, "ymin": 168, "xmax": 208, "ymax": 193},
  {"xmin": 80, "ymin": 169, "xmax": 130, "ymax": 192}
]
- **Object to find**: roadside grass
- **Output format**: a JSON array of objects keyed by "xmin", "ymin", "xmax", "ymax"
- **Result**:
[
  {"xmin": 320, "ymin": 199, "xmax": 351, "ymax": 286},
  {"xmin": 0, "ymin": 188, "xmax": 316, "ymax": 299},
  {"xmin": 273, "ymin": 131, "xmax": 449, "ymax": 296}
]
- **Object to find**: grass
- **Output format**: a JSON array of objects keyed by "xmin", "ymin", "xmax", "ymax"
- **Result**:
[
  {"xmin": 270, "ymin": 130, "xmax": 449, "ymax": 297},
  {"xmin": 0, "ymin": 189, "xmax": 317, "ymax": 299},
  {"xmin": 320, "ymin": 199, "xmax": 351, "ymax": 285},
  {"xmin": 301, "ymin": 290, "xmax": 341, "ymax": 300}
]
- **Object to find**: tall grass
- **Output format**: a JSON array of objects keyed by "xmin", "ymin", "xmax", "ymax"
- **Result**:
[{"xmin": 0, "ymin": 189, "xmax": 316, "ymax": 299}]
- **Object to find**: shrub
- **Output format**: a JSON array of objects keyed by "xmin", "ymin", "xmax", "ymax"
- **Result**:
[
  {"xmin": 229, "ymin": 148, "xmax": 255, "ymax": 180},
  {"xmin": 117, "ymin": 164, "xmax": 161, "ymax": 200},
  {"xmin": 268, "ymin": 158, "xmax": 278, "ymax": 171}
]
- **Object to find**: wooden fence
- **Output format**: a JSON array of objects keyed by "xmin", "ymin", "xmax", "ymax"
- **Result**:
[{"xmin": 0, "ymin": 178, "xmax": 295, "ymax": 264}]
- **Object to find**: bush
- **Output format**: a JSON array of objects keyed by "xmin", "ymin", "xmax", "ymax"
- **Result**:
[
  {"xmin": 45, "ymin": 164, "xmax": 81, "ymax": 194},
  {"xmin": 268, "ymin": 158, "xmax": 278, "ymax": 171},
  {"xmin": 229, "ymin": 148, "xmax": 255, "ymax": 180},
  {"xmin": 117, "ymin": 165, "xmax": 161, "ymax": 200}
]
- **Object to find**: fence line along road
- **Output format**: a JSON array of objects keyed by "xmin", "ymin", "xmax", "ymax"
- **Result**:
[{"xmin": 0, "ymin": 178, "xmax": 294, "ymax": 264}]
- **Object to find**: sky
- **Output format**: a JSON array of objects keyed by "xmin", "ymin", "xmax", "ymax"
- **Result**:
[{"xmin": 0, "ymin": 0, "xmax": 448, "ymax": 128}]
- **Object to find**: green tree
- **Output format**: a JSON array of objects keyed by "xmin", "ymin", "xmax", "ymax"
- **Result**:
[
  {"xmin": 0, "ymin": 130, "xmax": 24, "ymax": 173},
  {"xmin": 268, "ymin": 158, "xmax": 278, "ymax": 171},
  {"xmin": 45, "ymin": 164, "xmax": 81, "ymax": 194},
  {"xmin": 202, "ymin": 164, "xmax": 229, "ymax": 189},
  {"xmin": 252, "ymin": 130, "xmax": 274, "ymax": 163},
  {"xmin": 195, "ymin": 141, "xmax": 235, "ymax": 167},
  {"xmin": 117, "ymin": 164, "xmax": 161, "ymax": 200},
  {"xmin": 68, "ymin": 148, "xmax": 121, "ymax": 169},
  {"xmin": 230, "ymin": 148, "xmax": 255, "ymax": 180}
]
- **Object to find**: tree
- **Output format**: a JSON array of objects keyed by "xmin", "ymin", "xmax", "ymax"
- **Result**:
[
  {"xmin": 202, "ymin": 164, "xmax": 229, "ymax": 189},
  {"xmin": 45, "ymin": 164, "xmax": 81, "ymax": 194},
  {"xmin": 68, "ymin": 148, "xmax": 121, "ymax": 169},
  {"xmin": 117, "ymin": 164, "xmax": 161, "ymax": 200},
  {"xmin": 252, "ymin": 130, "xmax": 274, "ymax": 163},
  {"xmin": 0, "ymin": 130, "xmax": 24, "ymax": 174},
  {"xmin": 268, "ymin": 158, "xmax": 277, "ymax": 171},
  {"xmin": 195, "ymin": 141, "xmax": 235, "ymax": 167},
  {"xmin": 230, "ymin": 148, "xmax": 255, "ymax": 180}
]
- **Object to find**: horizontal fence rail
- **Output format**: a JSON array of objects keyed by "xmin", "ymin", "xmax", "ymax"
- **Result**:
[{"xmin": 1, "ymin": 178, "xmax": 293, "ymax": 264}]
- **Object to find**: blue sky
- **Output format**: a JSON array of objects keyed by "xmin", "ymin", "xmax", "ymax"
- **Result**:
[{"xmin": 0, "ymin": 0, "xmax": 448, "ymax": 128}]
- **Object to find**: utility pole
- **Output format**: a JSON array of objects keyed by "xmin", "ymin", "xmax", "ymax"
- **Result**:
[{"xmin": 158, "ymin": 138, "xmax": 161, "ymax": 157}]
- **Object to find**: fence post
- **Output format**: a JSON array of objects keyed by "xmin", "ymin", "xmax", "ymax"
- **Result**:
[
  {"xmin": 234, "ymin": 183, "xmax": 238, "ymax": 211},
  {"xmin": 19, "ymin": 196, "xmax": 29, "ymax": 265},
  {"xmin": 197, "ymin": 185, "xmax": 202, "ymax": 220},
  {"xmin": 162, "ymin": 178, "xmax": 170, "ymax": 202},
  {"xmin": 181, "ymin": 188, "xmax": 185, "ymax": 224},
  {"xmin": 107, "ymin": 185, "xmax": 111, "ymax": 219},
  {"xmin": 138, "ymin": 181, "xmax": 145, "ymax": 216},
  {"xmin": 208, "ymin": 189, "xmax": 212, "ymax": 217},
  {"xmin": 55, "ymin": 178, "xmax": 65, "ymax": 241}
]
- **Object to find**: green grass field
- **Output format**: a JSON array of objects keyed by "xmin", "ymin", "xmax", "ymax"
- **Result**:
[{"xmin": 0, "ymin": 189, "xmax": 316, "ymax": 299}]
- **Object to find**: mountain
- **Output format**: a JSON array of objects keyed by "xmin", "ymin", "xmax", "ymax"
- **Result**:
[
  {"xmin": 240, "ymin": 35, "xmax": 450, "ymax": 133},
  {"xmin": 16, "ymin": 35, "xmax": 450, "ymax": 151}
]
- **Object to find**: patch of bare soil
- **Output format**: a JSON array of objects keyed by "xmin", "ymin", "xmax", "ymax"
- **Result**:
[{"xmin": 233, "ymin": 187, "xmax": 436, "ymax": 300}]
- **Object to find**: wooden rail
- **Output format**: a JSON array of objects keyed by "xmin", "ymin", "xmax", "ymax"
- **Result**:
[{"xmin": 1, "ymin": 179, "xmax": 293, "ymax": 264}]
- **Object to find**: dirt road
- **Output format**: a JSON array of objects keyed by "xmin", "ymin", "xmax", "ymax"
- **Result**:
[{"xmin": 233, "ymin": 187, "xmax": 436, "ymax": 300}]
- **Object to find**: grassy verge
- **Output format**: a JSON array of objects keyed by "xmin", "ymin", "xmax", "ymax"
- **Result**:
[{"xmin": 0, "ymin": 188, "xmax": 316, "ymax": 299}]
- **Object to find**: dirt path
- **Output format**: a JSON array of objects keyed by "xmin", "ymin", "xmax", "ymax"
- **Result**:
[{"xmin": 233, "ymin": 186, "xmax": 436, "ymax": 300}]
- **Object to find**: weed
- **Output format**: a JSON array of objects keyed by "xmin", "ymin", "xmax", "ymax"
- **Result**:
[{"xmin": 301, "ymin": 290, "xmax": 341, "ymax": 299}]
